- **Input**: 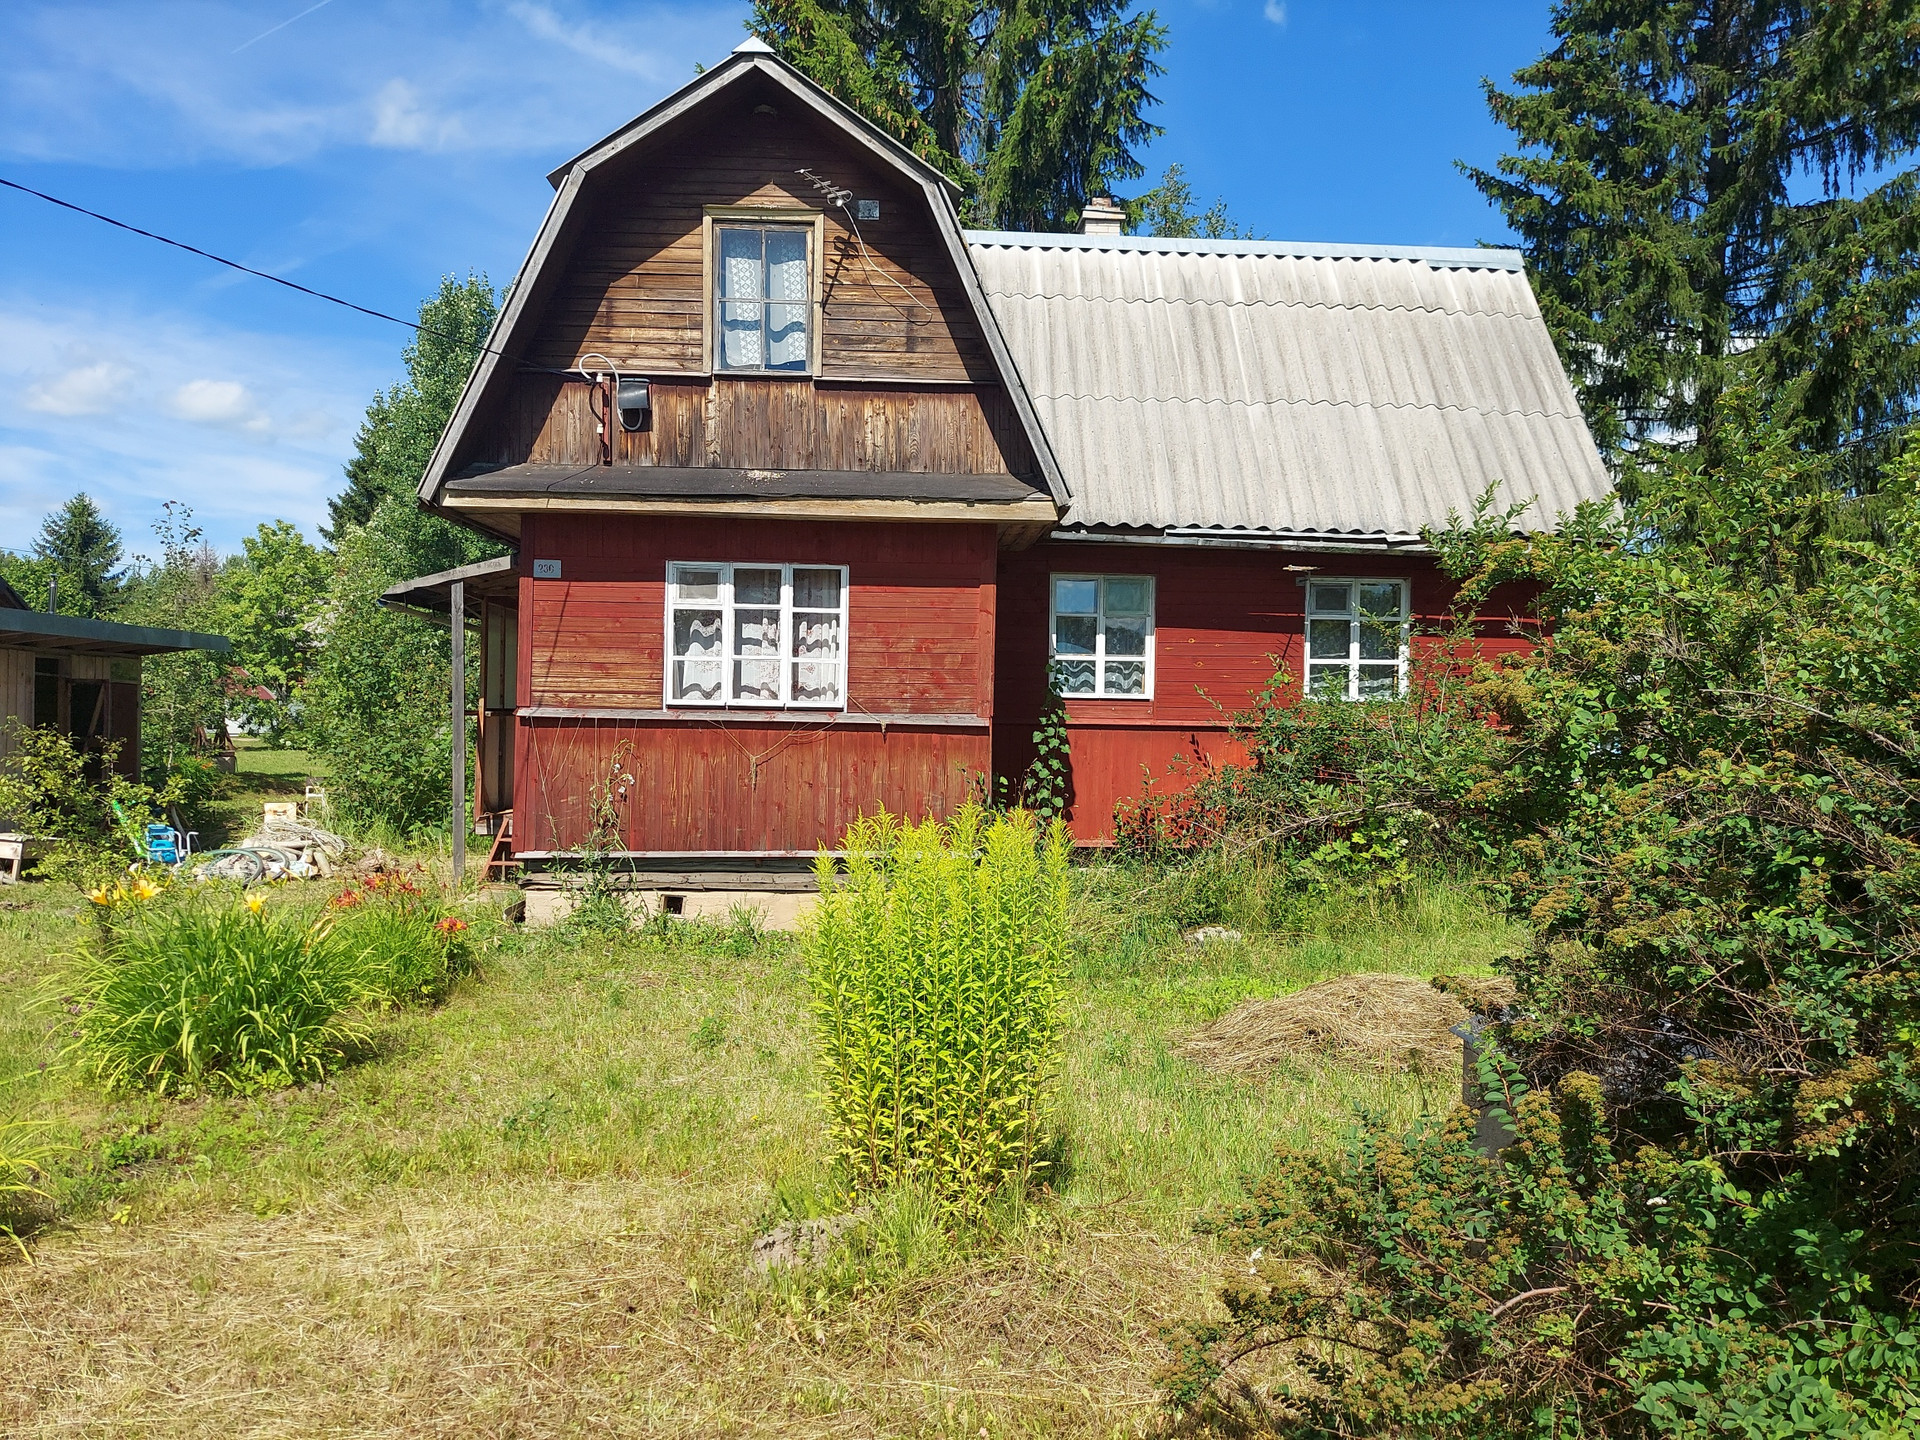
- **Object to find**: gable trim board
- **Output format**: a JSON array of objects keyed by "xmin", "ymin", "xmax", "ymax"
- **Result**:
[{"xmin": 416, "ymin": 45, "xmax": 1071, "ymax": 529}]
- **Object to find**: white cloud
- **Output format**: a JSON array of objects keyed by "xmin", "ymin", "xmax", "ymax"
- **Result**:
[
  {"xmin": 23, "ymin": 359, "xmax": 131, "ymax": 416},
  {"xmin": 167, "ymin": 378, "xmax": 270, "ymax": 433},
  {"xmin": 509, "ymin": 1, "xmax": 666, "ymax": 79},
  {"xmin": 0, "ymin": 2, "xmax": 747, "ymax": 168},
  {"xmin": 368, "ymin": 78, "xmax": 467, "ymax": 151},
  {"xmin": 0, "ymin": 298, "xmax": 378, "ymax": 550},
  {"xmin": 1264, "ymin": 0, "xmax": 1287, "ymax": 23}
]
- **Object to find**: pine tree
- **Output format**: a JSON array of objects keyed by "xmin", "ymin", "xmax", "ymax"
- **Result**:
[
  {"xmin": 28, "ymin": 494, "xmax": 126, "ymax": 617},
  {"xmin": 1467, "ymin": 1, "xmax": 1920, "ymax": 469},
  {"xmin": 750, "ymin": 0, "xmax": 1167, "ymax": 229}
]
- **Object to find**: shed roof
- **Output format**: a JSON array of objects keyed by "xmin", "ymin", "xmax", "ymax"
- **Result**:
[
  {"xmin": 0, "ymin": 610, "xmax": 231, "ymax": 658},
  {"xmin": 963, "ymin": 231, "xmax": 1613, "ymax": 538}
]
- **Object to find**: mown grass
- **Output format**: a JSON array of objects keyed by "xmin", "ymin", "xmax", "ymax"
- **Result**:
[{"xmin": 0, "ymin": 860, "xmax": 1521, "ymax": 1437}]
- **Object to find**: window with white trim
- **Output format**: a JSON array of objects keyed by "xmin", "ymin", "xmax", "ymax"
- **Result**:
[
  {"xmin": 1050, "ymin": 574, "xmax": 1154, "ymax": 698},
  {"xmin": 667, "ymin": 563, "xmax": 847, "ymax": 708},
  {"xmin": 714, "ymin": 224, "xmax": 811, "ymax": 373},
  {"xmin": 1305, "ymin": 579, "xmax": 1408, "ymax": 700}
]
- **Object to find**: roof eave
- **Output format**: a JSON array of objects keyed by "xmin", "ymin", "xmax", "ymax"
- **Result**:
[{"xmin": 0, "ymin": 612, "xmax": 231, "ymax": 656}]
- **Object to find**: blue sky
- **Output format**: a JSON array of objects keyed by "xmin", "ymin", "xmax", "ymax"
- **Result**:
[{"xmin": 0, "ymin": 0, "xmax": 1557, "ymax": 557}]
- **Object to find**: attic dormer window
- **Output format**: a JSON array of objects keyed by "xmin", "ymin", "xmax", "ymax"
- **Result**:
[{"xmin": 715, "ymin": 224, "xmax": 810, "ymax": 372}]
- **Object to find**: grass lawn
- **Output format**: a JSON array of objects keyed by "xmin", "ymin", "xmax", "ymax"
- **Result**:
[
  {"xmin": 196, "ymin": 743, "xmax": 331, "ymax": 851},
  {"xmin": 0, "ymin": 865, "xmax": 1517, "ymax": 1437}
]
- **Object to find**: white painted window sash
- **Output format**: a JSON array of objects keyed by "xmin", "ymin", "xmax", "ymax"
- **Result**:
[
  {"xmin": 1048, "ymin": 573, "xmax": 1156, "ymax": 700},
  {"xmin": 1303, "ymin": 577, "xmax": 1410, "ymax": 701},
  {"xmin": 665, "ymin": 561, "xmax": 849, "ymax": 710}
]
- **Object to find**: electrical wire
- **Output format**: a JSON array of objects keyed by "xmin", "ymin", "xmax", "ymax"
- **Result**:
[
  {"xmin": 4, "ymin": 169, "xmax": 932, "ymax": 386},
  {"xmin": 0, "ymin": 173, "xmax": 586, "ymax": 377}
]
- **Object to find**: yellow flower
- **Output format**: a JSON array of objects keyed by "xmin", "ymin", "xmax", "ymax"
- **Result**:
[
  {"xmin": 245, "ymin": 894, "xmax": 266, "ymax": 915},
  {"xmin": 132, "ymin": 877, "xmax": 162, "ymax": 901},
  {"xmin": 87, "ymin": 886, "xmax": 112, "ymax": 906}
]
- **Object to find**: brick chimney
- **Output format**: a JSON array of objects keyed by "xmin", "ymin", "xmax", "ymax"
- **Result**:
[{"xmin": 1077, "ymin": 196, "xmax": 1127, "ymax": 237}]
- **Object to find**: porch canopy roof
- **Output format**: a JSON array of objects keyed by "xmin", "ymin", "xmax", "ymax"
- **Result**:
[
  {"xmin": 380, "ymin": 554, "xmax": 519, "ymax": 617},
  {"xmin": 0, "ymin": 610, "xmax": 231, "ymax": 658}
]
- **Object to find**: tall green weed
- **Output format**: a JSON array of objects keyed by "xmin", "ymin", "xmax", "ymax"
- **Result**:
[
  {"xmin": 68, "ymin": 894, "xmax": 371, "ymax": 1094},
  {"xmin": 805, "ymin": 807, "xmax": 1069, "ymax": 1209}
]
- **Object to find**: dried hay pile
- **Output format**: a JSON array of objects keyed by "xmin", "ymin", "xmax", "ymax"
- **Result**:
[{"xmin": 1181, "ymin": 972, "xmax": 1517, "ymax": 1077}]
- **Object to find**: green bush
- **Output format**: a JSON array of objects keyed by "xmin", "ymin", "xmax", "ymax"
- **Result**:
[
  {"xmin": 0, "ymin": 722, "xmax": 169, "ymax": 881},
  {"xmin": 805, "ymin": 806, "xmax": 1070, "ymax": 1209},
  {"xmin": 68, "ymin": 893, "xmax": 371, "ymax": 1094},
  {"xmin": 1163, "ymin": 1066, "xmax": 1920, "ymax": 1437},
  {"xmin": 324, "ymin": 871, "xmax": 470, "ymax": 1005},
  {"xmin": 1158, "ymin": 395, "xmax": 1920, "ymax": 1430}
]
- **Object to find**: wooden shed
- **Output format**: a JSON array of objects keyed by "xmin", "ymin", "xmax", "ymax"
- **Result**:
[{"xmin": 0, "ymin": 572, "xmax": 230, "ymax": 783}]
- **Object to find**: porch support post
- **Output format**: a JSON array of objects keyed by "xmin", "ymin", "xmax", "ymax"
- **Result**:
[{"xmin": 451, "ymin": 577, "xmax": 466, "ymax": 886}]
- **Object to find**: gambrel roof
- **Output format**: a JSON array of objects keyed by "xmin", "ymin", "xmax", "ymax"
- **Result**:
[
  {"xmin": 966, "ymin": 231, "xmax": 1613, "ymax": 541},
  {"xmin": 417, "ymin": 40, "xmax": 1068, "ymax": 520}
]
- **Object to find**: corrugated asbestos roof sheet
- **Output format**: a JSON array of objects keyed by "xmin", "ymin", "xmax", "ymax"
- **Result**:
[{"xmin": 963, "ymin": 231, "xmax": 1613, "ymax": 537}]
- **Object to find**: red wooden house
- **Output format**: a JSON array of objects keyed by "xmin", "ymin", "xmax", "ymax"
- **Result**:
[{"xmin": 389, "ymin": 39, "xmax": 1611, "ymax": 913}]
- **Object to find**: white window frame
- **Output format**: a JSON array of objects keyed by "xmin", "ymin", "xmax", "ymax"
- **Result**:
[
  {"xmin": 709, "ymin": 219, "xmax": 816, "ymax": 375},
  {"xmin": 1303, "ymin": 577, "xmax": 1410, "ymax": 701},
  {"xmin": 1048, "ymin": 573, "xmax": 1156, "ymax": 700},
  {"xmin": 664, "ymin": 561, "xmax": 849, "ymax": 710}
]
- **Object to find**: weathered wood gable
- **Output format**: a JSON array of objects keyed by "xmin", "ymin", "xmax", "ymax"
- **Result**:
[{"xmin": 426, "ymin": 56, "xmax": 1061, "ymax": 514}]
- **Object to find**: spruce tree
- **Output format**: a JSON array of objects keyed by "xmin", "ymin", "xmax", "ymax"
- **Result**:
[
  {"xmin": 29, "ymin": 494, "xmax": 126, "ymax": 617},
  {"xmin": 1130, "ymin": 163, "xmax": 1248, "ymax": 239},
  {"xmin": 749, "ymin": 0, "xmax": 1166, "ymax": 229},
  {"xmin": 1467, "ymin": 1, "xmax": 1920, "ymax": 468}
]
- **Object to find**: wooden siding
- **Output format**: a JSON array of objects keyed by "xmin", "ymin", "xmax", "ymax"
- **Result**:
[
  {"xmin": 0, "ymin": 648, "xmax": 140, "ymax": 777},
  {"xmin": 526, "ymin": 100, "xmax": 993, "ymax": 381},
  {"xmin": 472, "ymin": 374, "xmax": 1034, "ymax": 477},
  {"xmin": 991, "ymin": 544, "xmax": 1539, "ymax": 843},
  {"xmin": 511, "ymin": 513, "xmax": 997, "ymax": 852},
  {"xmin": 454, "ymin": 78, "xmax": 1039, "ymax": 488},
  {"xmin": 520, "ymin": 513, "xmax": 997, "ymax": 714},
  {"xmin": 0, "ymin": 648, "xmax": 31, "ymax": 762},
  {"xmin": 516, "ymin": 717, "xmax": 985, "ymax": 853}
]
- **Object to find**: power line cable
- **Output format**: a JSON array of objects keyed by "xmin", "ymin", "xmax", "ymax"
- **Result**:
[{"xmin": 0, "ymin": 174, "xmax": 577, "ymax": 375}]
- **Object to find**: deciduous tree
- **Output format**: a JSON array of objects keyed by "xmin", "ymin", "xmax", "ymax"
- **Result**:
[
  {"xmin": 307, "ymin": 275, "xmax": 502, "ymax": 831},
  {"xmin": 215, "ymin": 521, "xmax": 329, "ymax": 746}
]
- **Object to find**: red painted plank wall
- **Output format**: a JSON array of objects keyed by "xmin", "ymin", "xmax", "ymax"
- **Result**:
[
  {"xmin": 519, "ymin": 514, "xmax": 998, "ymax": 712},
  {"xmin": 514, "ymin": 513, "xmax": 998, "ymax": 852},
  {"xmin": 516, "ymin": 718, "xmax": 988, "ymax": 853},
  {"xmin": 991, "ymin": 542, "xmax": 1539, "ymax": 844}
]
